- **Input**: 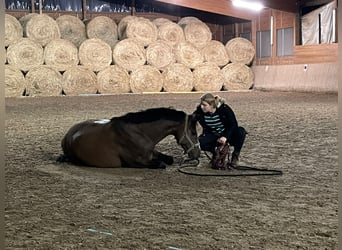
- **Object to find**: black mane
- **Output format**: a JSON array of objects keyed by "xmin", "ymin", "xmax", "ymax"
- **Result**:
[{"xmin": 113, "ymin": 107, "xmax": 186, "ymax": 124}]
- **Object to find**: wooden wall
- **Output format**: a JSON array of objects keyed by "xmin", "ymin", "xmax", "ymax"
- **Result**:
[{"xmin": 253, "ymin": 8, "xmax": 338, "ymax": 66}]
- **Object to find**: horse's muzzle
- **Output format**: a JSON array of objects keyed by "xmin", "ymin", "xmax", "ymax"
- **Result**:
[{"xmin": 188, "ymin": 146, "xmax": 201, "ymax": 160}]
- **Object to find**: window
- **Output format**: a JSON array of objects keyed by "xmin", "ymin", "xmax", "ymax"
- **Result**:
[
  {"xmin": 256, "ymin": 30, "xmax": 271, "ymax": 58},
  {"xmin": 277, "ymin": 28, "xmax": 294, "ymax": 56},
  {"xmin": 239, "ymin": 33, "xmax": 252, "ymax": 41}
]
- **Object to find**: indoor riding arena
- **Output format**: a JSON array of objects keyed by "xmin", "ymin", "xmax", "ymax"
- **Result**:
[{"xmin": 5, "ymin": 0, "xmax": 338, "ymax": 249}]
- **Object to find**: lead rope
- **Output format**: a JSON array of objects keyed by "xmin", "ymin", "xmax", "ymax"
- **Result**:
[{"xmin": 178, "ymin": 144, "xmax": 283, "ymax": 176}]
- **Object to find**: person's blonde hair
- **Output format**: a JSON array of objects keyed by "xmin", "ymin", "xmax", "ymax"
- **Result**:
[{"xmin": 200, "ymin": 93, "xmax": 225, "ymax": 108}]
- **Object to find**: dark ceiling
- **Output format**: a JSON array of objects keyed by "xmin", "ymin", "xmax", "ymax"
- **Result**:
[{"xmin": 261, "ymin": 0, "xmax": 336, "ymax": 13}]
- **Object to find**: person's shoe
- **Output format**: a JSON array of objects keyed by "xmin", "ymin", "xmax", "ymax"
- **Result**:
[{"xmin": 230, "ymin": 154, "xmax": 239, "ymax": 167}]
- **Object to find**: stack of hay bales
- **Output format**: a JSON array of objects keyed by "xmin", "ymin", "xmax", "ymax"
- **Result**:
[
  {"xmin": 223, "ymin": 37, "xmax": 255, "ymax": 90},
  {"xmin": 4, "ymin": 13, "xmax": 255, "ymax": 97}
]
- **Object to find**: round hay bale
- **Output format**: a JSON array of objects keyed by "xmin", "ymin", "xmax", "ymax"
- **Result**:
[
  {"xmin": 225, "ymin": 37, "xmax": 255, "ymax": 65},
  {"xmin": 174, "ymin": 42, "xmax": 203, "ymax": 69},
  {"xmin": 56, "ymin": 15, "xmax": 87, "ymax": 48},
  {"xmin": 162, "ymin": 63, "xmax": 193, "ymax": 92},
  {"xmin": 62, "ymin": 66, "xmax": 98, "ymax": 95},
  {"xmin": 146, "ymin": 41, "xmax": 175, "ymax": 70},
  {"xmin": 25, "ymin": 65, "xmax": 63, "ymax": 96},
  {"xmin": 193, "ymin": 62, "xmax": 224, "ymax": 91},
  {"xmin": 130, "ymin": 65, "xmax": 163, "ymax": 93},
  {"xmin": 25, "ymin": 14, "xmax": 61, "ymax": 47},
  {"xmin": 86, "ymin": 16, "xmax": 118, "ymax": 48},
  {"xmin": 6, "ymin": 38, "xmax": 44, "ymax": 72},
  {"xmin": 5, "ymin": 65, "xmax": 26, "ymax": 97},
  {"xmin": 79, "ymin": 38, "xmax": 112, "ymax": 72},
  {"xmin": 183, "ymin": 22, "xmax": 212, "ymax": 49},
  {"xmin": 117, "ymin": 15, "xmax": 138, "ymax": 40},
  {"xmin": 201, "ymin": 40, "xmax": 229, "ymax": 67},
  {"xmin": 123, "ymin": 17, "xmax": 158, "ymax": 47},
  {"xmin": 221, "ymin": 62, "xmax": 254, "ymax": 90},
  {"xmin": 5, "ymin": 14, "xmax": 23, "ymax": 47},
  {"xmin": 112, "ymin": 38, "xmax": 146, "ymax": 72},
  {"xmin": 97, "ymin": 65, "xmax": 131, "ymax": 94},
  {"xmin": 19, "ymin": 13, "xmax": 38, "ymax": 36},
  {"xmin": 158, "ymin": 22, "xmax": 185, "ymax": 47},
  {"xmin": 44, "ymin": 39, "xmax": 79, "ymax": 71},
  {"xmin": 152, "ymin": 17, "xmax": 172, "ymax": 28},
  {"xmin": 177, "ymin": 16, "xmax": 202, "ymax": 28}
]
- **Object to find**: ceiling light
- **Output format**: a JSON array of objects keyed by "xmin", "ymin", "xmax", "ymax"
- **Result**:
[{"xmin": 232, "ymin": 0, "xmax": 264, "ymax": 11}]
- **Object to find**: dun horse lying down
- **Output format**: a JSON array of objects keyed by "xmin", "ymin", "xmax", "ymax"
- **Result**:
[{"xmin": 58, "ymin": 107, "xmax": 201, "ymax": 168}]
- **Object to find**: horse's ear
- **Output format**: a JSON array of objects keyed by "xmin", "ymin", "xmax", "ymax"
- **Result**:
[{"xmin": 190, "ymin": 112, "xmax": 200, "ymax": 122}]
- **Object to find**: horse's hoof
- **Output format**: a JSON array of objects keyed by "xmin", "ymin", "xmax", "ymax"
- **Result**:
[
  {"xmin": 56, "ymin": 154, "xmax": 68, "ymax": 162},
  {"xmin": 164, "ymin": 156, "xmax": 174, "ymax": 165}
]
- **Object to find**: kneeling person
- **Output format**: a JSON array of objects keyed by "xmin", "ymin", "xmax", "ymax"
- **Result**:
[{"xmin": 193, "ymin": 93, "xmax": 247, "ymax": 167}]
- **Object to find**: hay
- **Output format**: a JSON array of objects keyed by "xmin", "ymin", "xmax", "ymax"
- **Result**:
[
  {"xmin": 118, "ymin": 15, "xmax": 138, "ymax": 40},
  {"xmin": 62, "ymin": 66, "xmax": 98, "ymax": 95},
  {"xmin": 5, "ymin": 14, "xmax": 23, "ymax": 47},
  {"xmin": 86, "ymin": 16, "xmax": 118, "ymax": 48},
  {"xmin": 201, "ymin": 40, "xmax": 229, "ymax": 67},
  {"xmin": 79, "ymin": 38, "xmax": 112, "ymax": 72},
  {"xmin": 146, "ymin": 41, "xmax": 175, "ymax": 70},
  {"xmin": 112, "ymin": 38, "xmax": 146, "ymax": 72},
  {"xmin": 174, "ymin": 41, "xmax": 203, "ymax": 69},
  {"xmin": 221, "ymin": 63, "xmax": 254, "ymax": 90},
  {"xmin": 25, "ymin": 14, "xmax": 61, "ymax": 47},
  {"xmin": 56, "ymin": 15, "xmax": 87, "ymax": 48},
  {"xmin": 130, "ymin": 65, "xmax": 163, "ymax": 93},
  {"xmin": 19, "ymin": 13, "xmax": 38, "ymax": 36},
  {"xmin": 5, "ymin": 65, "xmax": 26, "ymax": 97},
  {"xmin": 162, "ymin": 63, "xmax": 193, "ymax": 92},
  {"xmin": 158, "ymin": 22, "xmax": 185, "ymax": 47},
  {"xmin": 97, "ymin": 65, "xmax": 131, "ymax": 94},
  {"xmin": 192, "ymin": 62, "xmax": 224, "ymax": 91},
  {"xmin": 177, "ymin": 16, "xmax": 202, "ymax": 28},
  {"xmin": 123, "ymin": 17, "xmax": 158, "ymax": 47},
  {"xmin": 152, "ymin": 17, "xmax": 172, "ymax": 27},
  {"xmin": 44, "ymin": 39, "xmax": 79, "ymax": 71},
  {"xmin": 183, "ymin": 21, "xmax": 212, "ymax": 49},
  {"xmin": 25, "ymin": 65, "xmax": 63, "ymax": 96},
  {"xmin": 6, "ymin": 38, "xmax": 44, "ymax": 72},
  {"xmin": 225, "ymin": 37, "xmax": 255, "ymax": 65}
]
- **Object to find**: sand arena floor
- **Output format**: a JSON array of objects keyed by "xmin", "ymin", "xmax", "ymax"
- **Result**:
[{"xmin": 5, "ymin": 91, "xmax": 338, "ymax": 249}]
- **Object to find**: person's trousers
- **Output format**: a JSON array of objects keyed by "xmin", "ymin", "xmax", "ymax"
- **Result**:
[{"xmin": 199, "ymin": 127, "xmax": 247, "ymax": 155}]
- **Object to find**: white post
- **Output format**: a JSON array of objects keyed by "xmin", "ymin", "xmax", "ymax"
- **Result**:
[
  {"xmin": 332, "ymin": 9, "xmax": 336, "ymax": 43},
  {"xmin": 270, "ymin": 16, "xmax": 273, "ymax": 45}
]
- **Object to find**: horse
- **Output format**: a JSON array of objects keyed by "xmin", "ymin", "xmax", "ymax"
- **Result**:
[{"xmin": 58, "ymin": 107, "xmax": 201, "ymax": 168}]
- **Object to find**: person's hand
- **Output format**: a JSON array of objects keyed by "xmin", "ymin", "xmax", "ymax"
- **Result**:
[{"xmin": 217, "ymin": 136, "xmax": 227, "ymax": 144}]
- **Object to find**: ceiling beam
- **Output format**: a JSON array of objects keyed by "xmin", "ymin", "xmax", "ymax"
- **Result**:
[
  {"xmin": 298, "ymin": 0, "xmax": 335, "ymax": 7},
  {"xmin": 260, "ymin": 0, "xmax": 298, "ymax": 12},
  {"xmin": 154, "ymin": 0, "xmax": 258, "ymax": 20}
]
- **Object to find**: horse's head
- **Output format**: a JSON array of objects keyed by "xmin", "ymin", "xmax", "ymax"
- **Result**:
[{"xmin": 177, "ymin": 113, "xmax": 201, "ymax": 160}]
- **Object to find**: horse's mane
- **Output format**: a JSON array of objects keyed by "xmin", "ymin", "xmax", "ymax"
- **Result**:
[{"xmin": 112, "ymin": 107, "xmax": 186, "ymax": 124}]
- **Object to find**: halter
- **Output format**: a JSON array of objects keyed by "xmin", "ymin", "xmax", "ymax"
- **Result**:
[{"xmin": 178, "ymin": 115, "xmax": 200, "ymax": 155}]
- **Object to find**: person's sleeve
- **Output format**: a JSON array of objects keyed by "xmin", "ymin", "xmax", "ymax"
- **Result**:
[{"xmin": 222, "ymin": 105, "xmax": 238, "ymax": 141}]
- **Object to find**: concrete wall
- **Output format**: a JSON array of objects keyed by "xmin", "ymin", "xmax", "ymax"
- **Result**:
[{"xmin": 252, "ymin": 63, "xmax": 338, "ymax": 93}]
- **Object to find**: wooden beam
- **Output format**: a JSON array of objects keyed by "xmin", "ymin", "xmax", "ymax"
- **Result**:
[
  {"xmin": 260, "ymin": 0, "xmax": 298, "ymax": 13},
  {"xmin": 298, "ymin": 0, "xmax": 335, "ymax": 7},
  {"xmin": 154, "ymin": 0, "xmax": 258, "ymax": 20}
]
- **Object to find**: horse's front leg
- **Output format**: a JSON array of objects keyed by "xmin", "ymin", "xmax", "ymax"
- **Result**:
[
  {"xmin": 152, "ymin": 150, "xmax": 174, "ymax": 165},
  {"xmin": 134, "ymin": 150, "xmax": 173, "ymax": 169}
]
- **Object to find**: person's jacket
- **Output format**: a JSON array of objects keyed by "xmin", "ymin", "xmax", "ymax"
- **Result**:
[{"xmin": 193, "ymin": 103, "xmax": 238, "ymax": 141}]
